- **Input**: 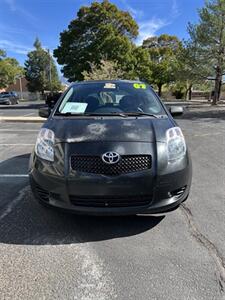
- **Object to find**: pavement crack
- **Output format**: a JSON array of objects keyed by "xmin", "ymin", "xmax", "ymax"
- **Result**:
[
  {"xmin": 0, "ymin": 185, "xmax": 29, "ymax": 222},
  {"xmin": 219, "ymin": 278, "xmax": 224, "ymax": 293},
  {"xmin": 180, "ymin": 203, "xmax": 225, "ymax": 295}
]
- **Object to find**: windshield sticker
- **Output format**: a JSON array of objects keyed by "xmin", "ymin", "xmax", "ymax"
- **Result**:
[
  {"xmin": 103, "ymin": 83, "xmax": 116, "ymax": 89},
  {"xmin": 133, "ymin": 83, "xmax": 146, "ymax": 89},
  {"xmin": 61, "ymin": 102, "xmax": 88, "ymax": 114}
]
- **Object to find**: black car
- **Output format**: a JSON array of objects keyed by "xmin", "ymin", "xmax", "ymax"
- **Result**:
[{"xmin": 29, "ymin": 80, "xmax": 192, "ymax": 215}]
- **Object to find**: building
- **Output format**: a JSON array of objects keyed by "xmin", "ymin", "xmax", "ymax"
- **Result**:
[
  {"xmin": 1, "ymin": 77, "xmax": 39, "ymax": 100},
  {"xmin": 6, "ymin": 77, "xmax": 28, "ymax": 93},
  {"xmin": 1, "ymin": 76, "xmax": 68, "ymax": 100}
]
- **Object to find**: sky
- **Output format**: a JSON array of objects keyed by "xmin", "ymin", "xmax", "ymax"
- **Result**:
[{"xmin": 0, "ymin": 0, "xmax": 205, "ymax": 70}]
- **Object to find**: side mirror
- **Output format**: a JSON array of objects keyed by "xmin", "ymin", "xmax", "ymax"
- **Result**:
[
  {"xmin": 46, "ymin": 92, "xmax": 62, "ymax": 108},
  {"xmin": 39, "ymin": 106, "xmax": 51, "ymax": 118},
  {"xmin": 169, "ymin": 106, "xmax": 184, "ymax": 117}
]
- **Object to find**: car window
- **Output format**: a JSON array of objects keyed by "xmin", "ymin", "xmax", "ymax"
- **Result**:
[{"xmin": 57, "ymin": 82, "xmax": 165, "ymax": 115}]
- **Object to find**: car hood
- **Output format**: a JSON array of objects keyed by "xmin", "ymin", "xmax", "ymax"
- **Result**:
[{"xmin": 45, "ymin": 117, "xmax": 174, "ymax": 143}]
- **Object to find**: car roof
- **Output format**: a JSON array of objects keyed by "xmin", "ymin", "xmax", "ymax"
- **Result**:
[{"xmin": 70, "ymin": 80, "xmax": 146, "ymax": 86}]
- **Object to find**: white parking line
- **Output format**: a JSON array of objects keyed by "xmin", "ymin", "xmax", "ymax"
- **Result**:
[
  {"xmin": 193, "ymin": 132, "xmax": 224, "ymax": 137},
  {"xmin": 0, "ymin": 144, "xmax": 34, "ymax": 146},
  {"xmin": 22, "ymin": 112, "xmax": 35, "ymax": 117},
  {"xmin": 0, "ymin": 129, "xmax": 38, "ymax": 132},
  {"xmin": 0, "ymin": 174, "xmax": 29, "ymax": 177},
  {"xmin": 0, "ymin": 186, "xmax": 29, "ymax": 221}
]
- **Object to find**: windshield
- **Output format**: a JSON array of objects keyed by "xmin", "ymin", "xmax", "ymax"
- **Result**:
[{"xmin": 56, "ymin": 82, "xmax": 166, "ymax": 116}]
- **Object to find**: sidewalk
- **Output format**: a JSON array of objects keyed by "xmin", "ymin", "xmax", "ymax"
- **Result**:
[{"xmin": 164, "ymin": 100, "xmax": 225, "ymax": 107}]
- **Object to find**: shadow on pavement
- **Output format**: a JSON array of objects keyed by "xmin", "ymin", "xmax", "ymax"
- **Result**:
[
  {"xmin": 181, "ymin": 109, "xmax": 225, "ymax": 121},
  {"xmin": 0, "ymin": 153, "xmax": 30, "ymax": 174},
  {"xmin": 0, "ymin": 102, "xmax": 44, "ymax": 110},
  {"xmin": 0, "ymin": 154, "xmax": 164, "ymax": 246}
]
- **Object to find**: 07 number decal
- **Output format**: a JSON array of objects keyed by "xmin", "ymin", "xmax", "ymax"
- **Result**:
[{"xmin": 133, "ymin": 83, "xmax": 146, "ymax": 89}]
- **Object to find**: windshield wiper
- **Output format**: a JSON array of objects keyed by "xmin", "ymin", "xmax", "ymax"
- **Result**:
[
  {"xmin": 55, "ymin": 112, "xmax": 128, "ymax": 118},
  {"xmin": 54, "ymin": 112, "xmax": 84, "ymax": 116},
  {"xmin": 55, "ymin": 112, "xmax": 161, "ymax": 118},
  {"xmin": 85, "ymin": 112, "xmax": 128, "ymax": 118},
  {"xmin": 124, "ymin": 112, "xmax": 159, "ymax": 118}
]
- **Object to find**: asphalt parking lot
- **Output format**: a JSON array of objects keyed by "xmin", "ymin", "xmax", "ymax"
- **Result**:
[
  {"xmin": 0, "ymin": 108, "xmax": 38, "ymax": 117},
  {"xmin": 0, "ymin": 101, "xmax": 42, "ymax": 117},
  {"xmin": 0, "ymin": 107, "xmax": 225, "ymax": 299}
]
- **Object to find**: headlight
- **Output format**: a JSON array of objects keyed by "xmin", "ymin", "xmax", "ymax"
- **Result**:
[
  {"xmin": 35, "ymin": 128, "xmax": 55, "ymax": 162},
  {"xmin": 166, "ymin": 127, "xmax": 186, "ymax": 162}
]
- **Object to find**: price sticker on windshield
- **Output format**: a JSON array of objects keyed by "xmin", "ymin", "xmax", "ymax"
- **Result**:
[
  {"xmin": 104, "ymin": 83, "xmax": 116, "ymax": 89},
  {"xmin": 133, "ymin": 83, "xmax": 146, "ymax": 89}
]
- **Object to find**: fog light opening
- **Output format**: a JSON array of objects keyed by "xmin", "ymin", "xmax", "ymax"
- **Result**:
[{"xmin": 169, "ymin": 186, "xmax": 187, "ymax": 199}]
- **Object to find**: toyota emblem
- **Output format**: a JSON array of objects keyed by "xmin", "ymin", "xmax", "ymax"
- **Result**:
[{"xmin": 102, "ymin": 152, "xmax": 121, "ymax": 164}]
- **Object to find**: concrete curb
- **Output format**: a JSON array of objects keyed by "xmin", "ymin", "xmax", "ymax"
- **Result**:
[
  {"xmin": 0, "ymin": 104, "xmax": 43, "ymax": 110},
  {"xmin": 0, "ymin": 116, "xmax": 44, "ymax": 123},
  {"xmin": 164, "ymin": 102, "xmax": 225, "ymax": 107}
]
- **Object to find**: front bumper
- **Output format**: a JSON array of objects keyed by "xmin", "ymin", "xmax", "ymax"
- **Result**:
[
  {"xmin": 29, "ymin": 139, "xmax": 192, "ymax": 215},
  {"xmin": 29, "ymin": 164, "xmax": 191, "ymax": 215}
]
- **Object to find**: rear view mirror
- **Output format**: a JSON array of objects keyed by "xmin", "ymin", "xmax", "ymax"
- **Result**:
[
  {"xmin": 169, "ymin": 106, "xmax": 184, "ymax": 117},
  {"xmin": 39, "ymin": 106, "xmax": 51, "ymax": 118}
]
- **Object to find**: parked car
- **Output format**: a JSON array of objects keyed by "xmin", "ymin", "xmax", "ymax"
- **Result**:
[
  {"xmin": 29, "ymin": 80, "xmax": 192, "ymax": 215},
  {"xmin": 0, "ymin": 93, "xmax": 18, "ymax": 105},
  {"xmin": 1, "ymin": 91, "xmax": 19, "ymax": 100}
]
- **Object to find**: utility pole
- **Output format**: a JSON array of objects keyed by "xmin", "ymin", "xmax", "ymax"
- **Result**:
[
  {"xmin": 47, "ymin": 49, "xmax": 52, "ymax": 92},
  {"xmin": 15, "ymin": 75, "xmax": 23, "ymax": 100},
  {"xmin": 19, "ymin": 76, "xmax": 23, "ymax": 99}
]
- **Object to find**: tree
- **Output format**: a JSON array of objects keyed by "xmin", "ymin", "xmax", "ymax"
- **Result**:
[
  {"xmin": 142, "ymin": 34, "xmax": 181, "ymax": 96},
  {"xmin": 82, "ymin": 59, "xmax": 125, "ymax": 80},
  {"xmin": 25, "ymin": 38, "xmax": 61, "ymax": 94},
  {"xmin": 0, "ymin": 50, "xmax": 24, "ymax": 89},
  {"xmin": 174, "ymin": 41, "xmax": 209, "ymax": 100},
  {"xmin": 188, "ymin": 0, "xmax": 225, "ymax": 104},
  {"xmin": 54, "ymin": 0, "xmax": 139, "ymax": 81},
  {"xmin": 0, "ymin": 49, "xmax": 6, "ymax": 59},
  {"xmin": 126, "ymin": 46, "xmax": 152, "ymax": 82}
]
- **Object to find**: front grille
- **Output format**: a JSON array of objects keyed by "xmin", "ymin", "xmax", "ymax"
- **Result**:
[
  {"xmin": 70, "ymin": 155, "xmax": 151, "ymax": 175},
  {"xmin": 70, "ymin": 195, "xmax": 151, "ymax": 208}
]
